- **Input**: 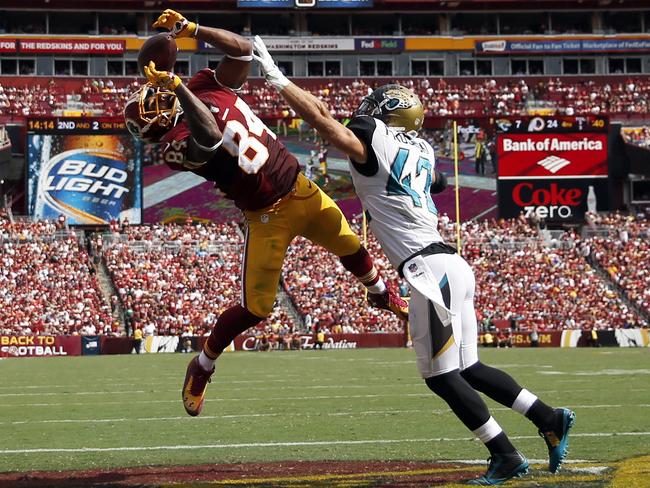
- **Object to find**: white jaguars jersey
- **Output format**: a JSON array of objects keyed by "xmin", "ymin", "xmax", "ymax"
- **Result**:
[{"xmin": 347, "ymin": 115, "xmax": 444, "ymax": 269}]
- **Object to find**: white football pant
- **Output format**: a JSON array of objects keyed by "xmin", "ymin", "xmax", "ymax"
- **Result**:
[{"xmin": 407, "ymin": 253, "xmax": 480, "ymax": 378}]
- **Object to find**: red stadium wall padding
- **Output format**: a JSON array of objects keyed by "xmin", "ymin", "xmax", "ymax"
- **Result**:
[
  {"xmin": 100, "ymin": 336, "xmax": 135, "ymax": 355},
  {"xmin": 0, "ymin": 335, "xmax": 81, "ymax": 357}
]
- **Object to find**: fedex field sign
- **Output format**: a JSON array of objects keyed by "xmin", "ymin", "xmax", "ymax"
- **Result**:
[{"xmin": 497, "ymin": 133, "xmax": 608, "ymax": 178}]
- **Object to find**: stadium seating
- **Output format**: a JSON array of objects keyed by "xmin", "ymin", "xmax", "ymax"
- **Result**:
[
  {"xmin": 586, "ymin": 212, "xmax": 650, "ymax": 315},
  {"xmin": 0, "ymin": 213, "xmax": 114, "ymax": 336},
  {"xmin": 282, "ymin": 219, "xmax": 405, "ymax": 334},
  {"xmin": 3, "ymin": 76, "xmax": 650, "ymax": 120},
  {"xmin": 449, "ymin": 216, "xmax": 646, "ymax": 330},
  {"xmin": 100, "ymin": 222, "xmax": 297, "ymax": 337},
  {"xmin": 2, "ymin": 213, "xmax": 647, "ymax": 337}
]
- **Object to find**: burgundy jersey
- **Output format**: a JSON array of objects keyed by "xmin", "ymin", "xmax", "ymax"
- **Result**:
[{"xmin": 161, "ymin": 69, "xmax": 300, "ymax": 211}]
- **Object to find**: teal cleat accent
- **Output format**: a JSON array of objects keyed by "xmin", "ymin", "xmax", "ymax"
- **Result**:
[
  {"xmin": 466, "ymin": 451, "xmax": 529, "ymax": 485},
  {"xmin": 539, "ymin": 408, "xmax": 576, "ymax": 473}
]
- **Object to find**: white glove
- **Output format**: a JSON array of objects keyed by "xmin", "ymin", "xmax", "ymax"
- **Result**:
[{"xmin": 252, "ymin": 35, "xmax": 289, "ymax": 92}]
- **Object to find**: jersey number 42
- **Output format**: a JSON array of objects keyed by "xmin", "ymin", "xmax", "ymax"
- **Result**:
[{"xmin": 386, "ymin": 147, "xmax": 437, "ymax": 214}]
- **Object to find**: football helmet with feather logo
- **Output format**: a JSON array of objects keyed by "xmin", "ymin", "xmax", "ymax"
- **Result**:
[{"xmin": 124, "ymin": 84, "xmax": 183, "ymax": 143}]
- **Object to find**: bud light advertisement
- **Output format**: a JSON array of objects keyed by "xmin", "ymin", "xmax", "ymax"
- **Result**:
[{"xmin": 27, "ymin": 132, "xmax": 142, "ymax": 225}]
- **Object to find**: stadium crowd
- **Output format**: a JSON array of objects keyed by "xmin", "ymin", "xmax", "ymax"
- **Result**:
[
  {"xmin": 1, "ymin": 211, "xmax": 648, "ymax": 338},
  {"xmin": 0, "ymin": 212, "xmax": 114, "ymax": 336},
  {"xmin": 586, "ymin": 212, "xmax": 650, "ymax": 315},
  {"xmin": 243, "ymin": 77, "xmax": 650, "ymax": 118},
  {"xmin": 101, "ymin": 222, "xmax": 244, "ymax": 336},
  {"xmin": 3, "ymin": 77, "xmax": 650, "ymax": 119},
  {"xmin": 282, "ymin": 219, "xmax": 404, "ymax": 334},
  {"xmin": 0, "ymin": 78, "xmax": 138, "ymax": 117}
]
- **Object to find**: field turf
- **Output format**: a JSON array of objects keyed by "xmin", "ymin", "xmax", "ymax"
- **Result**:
[{"xmin": 0, "ymin": 348, "xmax": 649, "ymax": 485}]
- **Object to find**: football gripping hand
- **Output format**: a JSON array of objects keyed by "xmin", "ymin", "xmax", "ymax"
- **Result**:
[
  {"xmin": 144, "ymin": 62, "xmax": 182, "ymax": 91},
  {"xmin": 252, "ymin": 35, "xmax": 289, "ymax": 92},
  {"xmin": 152, "ymin": 9, "xmax": 197, "ymax": 38}
]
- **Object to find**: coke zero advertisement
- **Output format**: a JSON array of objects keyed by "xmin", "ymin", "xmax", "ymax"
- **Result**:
[{"xmin": 498, "ymin": 178, "xmax": 608, "ymax": 221}]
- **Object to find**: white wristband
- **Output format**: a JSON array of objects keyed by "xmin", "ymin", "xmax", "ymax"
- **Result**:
[
  {"xmin": 227, "ymin": 53, "xmax": 254, "ymax": 62},
  {"xmin": 192, "ymin": 137, "xmax": 222, "ymax": 152}
]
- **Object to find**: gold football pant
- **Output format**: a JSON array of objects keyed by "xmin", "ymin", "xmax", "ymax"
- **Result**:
[{"xmin": 241, "ymin": 172, "xmax": 360, "ymax": 318}]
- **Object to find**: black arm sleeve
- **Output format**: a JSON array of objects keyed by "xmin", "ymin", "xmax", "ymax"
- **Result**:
[
  {"xmin": 346, "ymin": 116, "xmax": 379, "ymax": 177},
  {"xmin": 430, "ymin": 169, "xmax": 448, "ymax": 194}
]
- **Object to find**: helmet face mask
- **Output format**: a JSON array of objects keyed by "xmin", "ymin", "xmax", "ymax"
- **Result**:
[
  {"xmin": 124, "ymin": 84, "xmax": 182, "ymax": 143},
  {"xmin": 355, "ymin": 84, "xmax": 424, "ymax": 133}
]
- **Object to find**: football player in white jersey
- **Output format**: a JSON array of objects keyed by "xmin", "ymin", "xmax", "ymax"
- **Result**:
[{"xmin": 254, "ymin": 37, "xmax": 576, "ymax": 486}]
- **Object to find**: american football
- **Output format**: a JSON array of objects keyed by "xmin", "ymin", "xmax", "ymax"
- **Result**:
[
  {"xmin": 137, "ymin": 32, "xmax": 177, "ymax": 75},
  {"xmin": 1, "ymin": 1, "xmax": 650, "ymax": 488}
]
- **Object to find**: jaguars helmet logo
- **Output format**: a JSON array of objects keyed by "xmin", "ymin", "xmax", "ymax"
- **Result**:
[{"xmin": 355, "ymin": 84, "xmax": 424, "ymax": 133}]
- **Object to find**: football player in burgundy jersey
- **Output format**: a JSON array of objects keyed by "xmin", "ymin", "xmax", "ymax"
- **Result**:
[{"xmin": 124, "ymin": 10, "xmax": 409, "ymax": 417}]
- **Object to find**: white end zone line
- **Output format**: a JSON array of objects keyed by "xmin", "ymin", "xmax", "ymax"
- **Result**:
[{"xmin": 1, "ymin": 432, "xmax": 648, "ymax": 455}]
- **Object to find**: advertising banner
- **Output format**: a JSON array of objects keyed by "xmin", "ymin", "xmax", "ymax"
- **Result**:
[
  {"xmin": 355, "ymin": 38, "xmax": 404, "ymax": 52},
  {"xmin": 615, "ymin": 328, "xmax": 650, "ymax": 347},
  {"xmin": 238, "ymin": 0, "xmax": 372, "ymax": 7},
  {"xmin": 479, "ymin": 331, "xmax": 562, "ymax": 347},
  {"xmin": 497, "ymin": 178, "xmax": 608, "ymax": 221},
  {"xmin": 476, "ymin": 38, "xmax": 650, "ymax": 54},
  {"xmin": 0, "ymin": 336, "xmax": 81, "ymax": 357},
  {"xmin": 234, "ymin": 333, "xmax": 406, "ymax": 350},
  {"xmin": 0, "ymin": 39, "xmax": 17, "ymax": 53},
  {"xmin": 255, "ymin": 37, "xmax": 354, "ymax": 51},
  {"xmin": 26, "ymin": 118, "xmax": 142, "ymax": 225},
  {"xmin": 497, "ymin": 132, "xmax": 608, "ymax": 179},
  {"xmin": 18, "ymin": 39, "xmax": 125, "ymax": 54},
  {"xmin": 143, "ymin": 336, "xmax": 180, "ymax": 353},
  {"xmin": 82, "ymin": 335, "xmax": 101, "ymax": 355}
]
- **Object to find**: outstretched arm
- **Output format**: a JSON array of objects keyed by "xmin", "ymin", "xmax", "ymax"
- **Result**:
[
  {"xmin": 144, "ymin": 62, "xmax": 221, "ymax": 163},
  {"xmin": 252, "ymin": 36, "xmax": 368, "ymax": 164},
  {"xmin": 153, "ymin": 9, "xmax": 252, "ymax": 89}
]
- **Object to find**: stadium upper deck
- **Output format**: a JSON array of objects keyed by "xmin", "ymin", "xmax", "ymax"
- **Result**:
[{"xmin": 2, "ymin": 1, "xmax": 650, "ymax": 79}]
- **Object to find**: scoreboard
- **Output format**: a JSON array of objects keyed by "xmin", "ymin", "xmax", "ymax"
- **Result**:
[
  {"xmin": 496, "ymin": 116, "xmax": 610, "ymax": 223},
  {"xmin": 26, "ymin": 116, "xmax": 142, "ymax": 225}
]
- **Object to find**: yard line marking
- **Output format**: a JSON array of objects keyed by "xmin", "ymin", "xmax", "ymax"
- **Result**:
[
  {"xmin": 0, "ymin": 409, "xmax": 433, "ymax": 425},
  {"xmin": 1, "ymin": 432, "xmax": 648, "ymax": 455},
  {"xmin": 0, "ymin": 392, "xmax": 432, "ymax": 403},
  {"xmin": 3, "ymin": 390, "xmax": 649, "ymax": 409},
  {"xmin": 0, "ymin": 383, "xmax": 428, "ymax": 397},
  {"xmin": 0, "ymin": 390, "xmax": 148, "ymax": 397},
  {"xmin": 3, "ymin": 403, "xmax": 648, "ymax": 426}
]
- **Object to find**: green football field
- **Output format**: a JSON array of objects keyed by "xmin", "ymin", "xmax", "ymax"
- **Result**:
[{"xmin": 0, "ymin": 348, "xmax": 649, "ymax": 477}]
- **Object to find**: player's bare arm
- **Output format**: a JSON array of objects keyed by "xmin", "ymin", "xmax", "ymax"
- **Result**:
[
  {"xmin": 281, "ymin": 83, "xmax": 369, "ymax": 164},
  {"xmin": 252, "ymin": 36, "xmax": 368, "ymax": 164},
  {"xmin": 144, "ymin": 61, "xmax": 222, "ymax": 163},
  {"xmin": 153, "ymin": 9, "xmax": 252, "ymax": 89}
]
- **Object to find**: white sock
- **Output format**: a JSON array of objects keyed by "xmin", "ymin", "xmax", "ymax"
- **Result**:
[
  {"xmin": 366, "ymin": 277, "xmax": 386, "ymax": 294},
  {"xmin": 198, "ymin": 351, "xmax": 216, "ymax": 371},
  {"xmin": 512, "ymin": 389, "xmax": 538, "ymax": 415},
  {"xmin": 473, "ymin": 416, "xmax": 503, "ymax": 443}
]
